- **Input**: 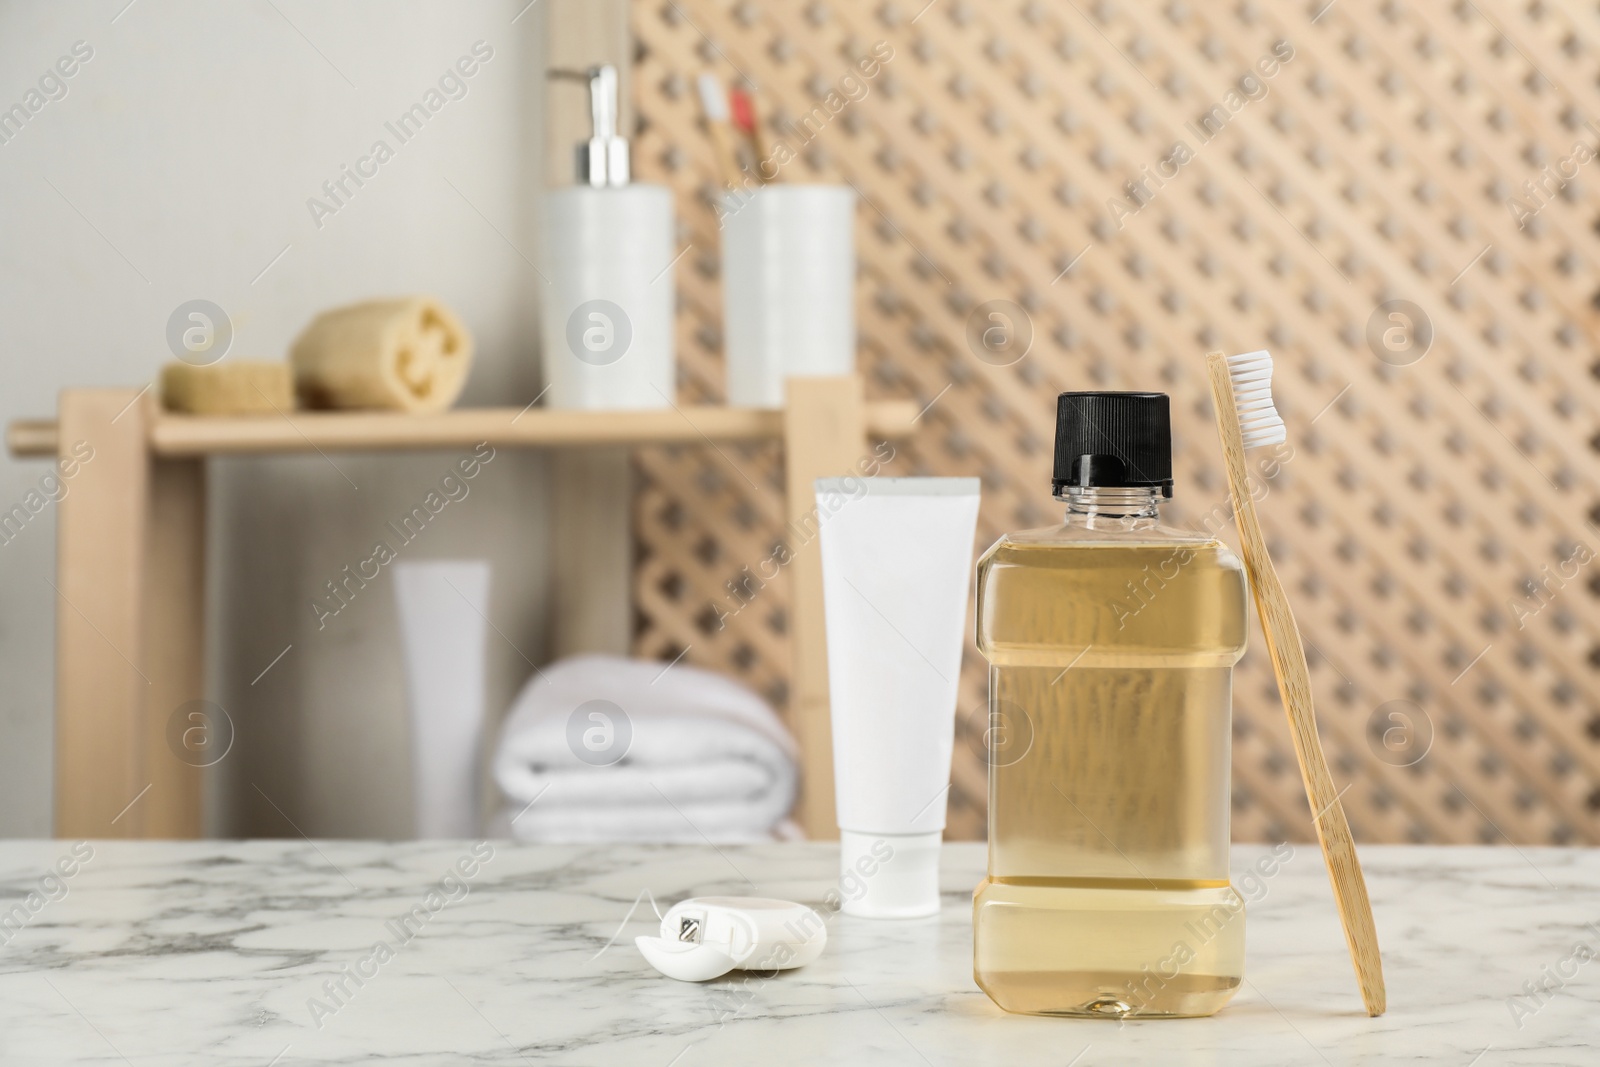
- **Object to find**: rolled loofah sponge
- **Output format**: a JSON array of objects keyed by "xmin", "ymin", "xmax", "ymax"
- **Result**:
[
  {"xmin": 290, "ymin": 296, "xmax": 473, "ymax": 412},
  {"xmin": 160, "ymin": 361, "xmax": 294, "ymax": 415}
]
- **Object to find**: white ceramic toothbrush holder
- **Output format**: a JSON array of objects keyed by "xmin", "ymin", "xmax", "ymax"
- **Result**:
[
  {"xmin": 721, "ymin": 184, "xmax": 856, "ymax": 407},
  {"xmin": 541, "ymin": 183, "xmax": 677, "ymax": 409},
  {"xmin": 393, "ymin": 559, "xmax": 491, "ymax": 839}
]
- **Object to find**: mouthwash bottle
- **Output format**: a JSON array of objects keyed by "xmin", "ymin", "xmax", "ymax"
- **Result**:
[{"xmin": 973, "ymin": 392, "xmax": 1248, "ymax": 1017}]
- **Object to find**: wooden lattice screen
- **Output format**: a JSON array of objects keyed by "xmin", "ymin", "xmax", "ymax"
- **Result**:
[{"xmin": 628, "ymin": 0, "xmax": 1600, "ymax": 845}]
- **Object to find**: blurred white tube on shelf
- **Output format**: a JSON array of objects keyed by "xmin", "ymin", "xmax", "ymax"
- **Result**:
[{"xmin": 394, "ymin": 560, "xmax": 490, "ymax": 838}]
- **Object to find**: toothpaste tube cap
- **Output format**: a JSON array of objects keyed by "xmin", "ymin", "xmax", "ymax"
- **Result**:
[{"xmin": 838, "ymin": 829, "xmax": 942, "ymax": 919}]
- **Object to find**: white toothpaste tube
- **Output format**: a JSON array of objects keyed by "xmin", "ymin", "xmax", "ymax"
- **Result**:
[{"xmin": 815, "ymin": 476, "xmax": 981, "ymax": 918}]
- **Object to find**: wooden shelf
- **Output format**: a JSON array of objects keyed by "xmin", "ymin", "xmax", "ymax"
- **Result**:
[
  {"xmin": 8, "ymin": 401, "xmax": 920, "ymax": 458},
  {"xmin": 34, "ymin": 376, "xmax": 881, "ymax": 839}
]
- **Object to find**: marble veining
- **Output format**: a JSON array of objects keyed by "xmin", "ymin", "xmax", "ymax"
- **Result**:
[{"xmin": 0, "ymin": 840, "xmax": 1594, "ymax": 1064}]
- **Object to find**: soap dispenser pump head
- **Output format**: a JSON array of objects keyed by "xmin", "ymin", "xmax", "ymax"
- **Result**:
[{"xmin": 573, "ymin": 64, "xmax": 629, "ymax": 187}]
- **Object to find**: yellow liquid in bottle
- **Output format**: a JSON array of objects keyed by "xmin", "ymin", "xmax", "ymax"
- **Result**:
[{"xmin": 973, "ymin": 518, "xmax": 1248, "ymax": 1018}]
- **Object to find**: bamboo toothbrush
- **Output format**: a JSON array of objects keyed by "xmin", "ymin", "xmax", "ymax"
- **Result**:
[
  {"xmin": 728, "ymin": 85, "xmax": 768, "ymax": 182},
  {"xmin": 1205, "ymin": 349, "xmax": 1387, "ymax": 1018},
  {"xmin": 696, "ymin": 73, "xmax": 743, "ymax": 189}
]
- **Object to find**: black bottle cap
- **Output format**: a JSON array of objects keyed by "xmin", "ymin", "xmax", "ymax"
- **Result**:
[{"xmin": 1052, "ymin": 392, "xmax": 1174, "ymax": 495}]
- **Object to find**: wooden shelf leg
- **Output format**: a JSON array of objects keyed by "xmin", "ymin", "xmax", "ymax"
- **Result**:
[
  {"xmin": 141, "ymin": 445, "xmax": 205, "ymax": 838},
  {"xmin": 55, "ymin": 389, "xmax": 203, "ymax": 838},
  {"xmin": 783, "ymin": 375, "xmax": 867, "ymax": 840}
]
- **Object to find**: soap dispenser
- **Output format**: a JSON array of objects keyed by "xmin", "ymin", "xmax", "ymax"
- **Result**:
[{"xmin": 541, "ymin": 65, "xmax": 675, "ymax": 410}]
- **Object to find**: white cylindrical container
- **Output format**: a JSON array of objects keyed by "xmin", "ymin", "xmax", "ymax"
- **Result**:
[
  {"xmin": 722, "ymin": 185, "xmax": 855, "ymax": 407},
  {"xmin": 815, "ymin": 477, "xmax": 981, "ymax": 918},
  {"xmin": 541, "ymin": 184, "xmax": 676, "ymax": 409},
  {"xmin": 394, "ymin": 560, "xmax": 491, "ymax": 838}
]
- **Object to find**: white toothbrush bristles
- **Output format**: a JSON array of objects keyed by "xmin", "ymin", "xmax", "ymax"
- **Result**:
[
  {"xmin": 697, "ymin": 73, "xmax": 729, "ymax": 122},
  {"xmin": 1225, "ymin": 349, "xmax": 1287, "ymax": 449}
]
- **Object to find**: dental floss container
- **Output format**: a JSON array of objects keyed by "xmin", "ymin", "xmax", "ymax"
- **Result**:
[
  {"xmin": 541, "ymin": 65, "xmax": 675, "ymax": 410},
  {"xmin": 636, "ymin": 897, "xmax": 827, "ymax": 982}
]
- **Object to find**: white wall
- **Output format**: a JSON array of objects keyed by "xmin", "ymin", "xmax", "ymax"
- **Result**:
[{"xmin": 0, "ymin": 0, "xmax": 552, "ymax": 836}]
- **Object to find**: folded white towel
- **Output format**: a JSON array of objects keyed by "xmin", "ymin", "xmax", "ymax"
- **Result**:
[{"xmin": 491, "ymin": 654, "xmax": 799, "ymax": 843}]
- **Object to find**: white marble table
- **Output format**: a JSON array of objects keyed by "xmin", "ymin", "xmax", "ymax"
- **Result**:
[{"xmin": 0, "ymin": 840, "xmax": 1594, "ymax": 1064}]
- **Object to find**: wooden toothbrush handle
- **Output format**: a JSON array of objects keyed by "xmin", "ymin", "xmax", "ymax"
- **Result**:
[
  {"xmin": 1248, "ymin": 538, "xmax": 1387, "ymax": 1017},
  {"xmin": 1205, "ymin": 353, "xmax": 1387, "ymax": 1017},
  {"xmin": 705, "ymin": 122, "xmax": 743, "ymax": 190}
]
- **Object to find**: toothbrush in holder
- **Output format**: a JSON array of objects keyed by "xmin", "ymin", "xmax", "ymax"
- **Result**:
[
  {"xmin": 728, "ymin": 85, "xmax": 768, "ymax": 182},
  {"xmin": 1205, "ymin": 350, "xmax": 1387, "ymax": 1017},
  {"xmin": 696, "ymin": 73, "xmax": 742, "ymax": 190}
]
